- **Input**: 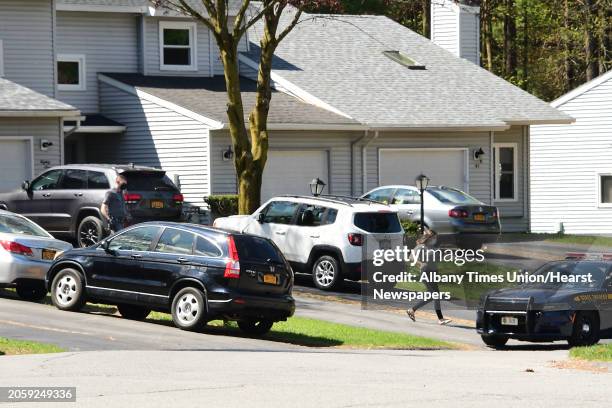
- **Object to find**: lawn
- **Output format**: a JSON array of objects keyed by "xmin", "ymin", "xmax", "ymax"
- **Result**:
[
  {"xmin": 570, "ymin": 343, "xmax": 612, "ymax": 362},
  {"xmin": 0, "ymin": 337, "xmax": 64, "ymax": 356},
  {"xmin": 545, "ymin": 234, "xmax": 612, "ymax": 248}
]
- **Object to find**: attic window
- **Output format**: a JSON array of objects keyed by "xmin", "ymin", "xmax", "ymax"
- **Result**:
[{"xmin": 383, "ymin": 51, "xmax": 426, "ymax": 70}]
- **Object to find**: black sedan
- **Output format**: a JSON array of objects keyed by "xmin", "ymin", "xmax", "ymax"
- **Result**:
[
  {"xmin": 477, "ymin": 257, "xmax": 612, "ymax": 348},
  {"xmin": 46, "ymin": 222, "xmax": 295, "ymax": 335}
]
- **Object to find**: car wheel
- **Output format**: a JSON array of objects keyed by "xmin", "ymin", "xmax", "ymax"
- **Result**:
[
  {"xmin": 117, "ymin": 304, "xmax": 151, "ymax": 321},
  {"xmin": 481, "ymin": 335, "xmax": 508, "ymax": 349},
  {"xmin": 15, "ymin": 281, "xmax": 47, "ymax": 302},
  {"xmin": 237, "ymin": 319, "xmax": 274, "ymax": 336},
  {"xmin": 171, "ymin": 287, "xmax": 207, "ymax": 331},
  {"xmin": 51, "ymin": 268, "xmax": 86, "ymax": 311},
  {"xmin": 77, "ymin": 216, "xmax": 105, "ymax": 248},
  {"xmin": 568, "ymin": 311, "xmax": 600, "ymax": 347},
  {"xmin": 312, "ymin": 255, "xmax": 343, "ymax": 291}
]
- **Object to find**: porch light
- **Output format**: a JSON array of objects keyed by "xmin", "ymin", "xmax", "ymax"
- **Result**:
[{"xmin": 309, "ymin": 178, "xmax": 326, "ymax": 197}]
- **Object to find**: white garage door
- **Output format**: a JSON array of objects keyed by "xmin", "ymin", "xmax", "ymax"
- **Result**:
[
  {"xmin": 261, "ymin": 150, "xmax": 329, "ymax": 201},
  {"xmin": 0, "ymin": 140, "xmax": 31, "ymax": 192},
  {"xmin": 379, "ymin": 149, "xmax": 467, "ymax": 190}
]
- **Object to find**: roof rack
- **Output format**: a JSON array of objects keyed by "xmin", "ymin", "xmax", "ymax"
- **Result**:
[
  {"xmin": 278, "ymin": 194, "xmax": 386, "ymax": 207},
  {"xmin": 319, "ymin": 194, "xmax": 386, "ymax": 205}
]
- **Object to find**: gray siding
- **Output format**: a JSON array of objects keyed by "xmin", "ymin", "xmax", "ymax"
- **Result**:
[
  {"xmin": 459, "ymin": 10, "xmax": 479, "ymax": 65},
  {"xmin": 56, "ymin": 11, "xmax": 140, "ymax": 113},
  {"xmin": 0, "ymin": 0, "xmax": 55, "ymax": 97},
  {"xmin": 0, "ymin": 118, "xmax": 62, "ymax": 177},
  {"xmin": 95, "ymin": 82, "xmax": 211, "ymax": 206}
]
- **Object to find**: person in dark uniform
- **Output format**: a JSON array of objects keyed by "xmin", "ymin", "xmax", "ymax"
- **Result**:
[{"xmin": 100, "ymin": 175, "xmax": 130, "ymax": 234}]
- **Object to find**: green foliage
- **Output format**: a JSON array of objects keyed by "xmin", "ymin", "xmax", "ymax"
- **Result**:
[
  {"xmin": 204, "ymin": 195, "xmax": 239, "ymax": 217},
  {"xmin": 401, "ymin": 219, "xmax": 420, "ymax": 237}
]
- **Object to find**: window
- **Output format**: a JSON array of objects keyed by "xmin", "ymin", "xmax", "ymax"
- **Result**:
[
  {"xmin": 57, "ymin": 54, "xmax": 86, "ymax": 91},
  {"xmin": 123, "ymin": 172, "xmax": 177, "ymax": 191},
  {"xmin": 262, "ymin": 201, "xmax": 299, "ymax": 224},
  {"xmin": 383, "ymin": 50, "xmax": 426, "ymax": 70},
  {"xmin": 392, "ymin": 188, "xmax": 421, "ymax": 205},
  {"xmin": 296, "ymin": 205, "xmax": 328, "ymax": 227},
  {"xmin": 0, "ymin": 39, "xmax": 4, "ymax": 77},
  {"xmin": 364, "ymin": 188, "xmax": 396, "ymax": 204},
  {"xmin": 88, "ymin": 171, "xmax": 110, "ymax": 189},
  {"xmin": 108, "ymin": 226, "xmax": 160, "ymax": 252},
  {"xmin": 427, "ymin": 187, "xmax": 482, "ymax": 205},
  {"xmin": 354, "ymin": 212, "xmax": 402, "ymax": 233},
  {"xmin": 154, "ymin": 228, "xmax": 195, "ymax": 255},
  {"xmin": 0, "ymin": 214, "xmax": 50, "ymax": 237},
  {"xmin": 30, "ymin": 170, "xmax": 63, "ymax": 191},
  {"xmin": 232, "ymin": 235, "xmax": 284, "ymax": 264},
  {"xmin": 493, "ymin": 143, "xmax": 517, "ymax": 201},
  {"xmin": 59, "ymin": 169, "xmax": 87, "ymax": 189},
  {"xmin": 194, "ymin": 236, "xmax": 222, "ymax": 257},
  {"xmin": 599, "ymin": 175, "xmax": 612, "ymax": 206},
  {"xmin": 159, "ymin": 21, "xmax": 196, "ymax": 71}
]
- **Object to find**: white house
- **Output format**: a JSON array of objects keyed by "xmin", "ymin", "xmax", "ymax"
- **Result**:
[{"xmin": 530, "ymin": 69, "xmax": 612, "ymax": 234}]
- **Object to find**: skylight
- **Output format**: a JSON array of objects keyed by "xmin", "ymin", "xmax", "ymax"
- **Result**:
[{"xmin": 383, "ymin": 51, "xmax": 426, "ymax": 70}]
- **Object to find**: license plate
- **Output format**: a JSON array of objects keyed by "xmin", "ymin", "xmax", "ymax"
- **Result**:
[
  {"xmin": 42, "ymin": 249, "xmax": 56, "ymax": 261},
  {"xmin": 151, "ymin": 200, "xmax": 164, "ymax": 209},
  {"xmin": 474, "ymin": 213, "xmax": 486, "ymax": 222},
  {"xmin": 501, "ymin": 316, "xmax": 519, "ymax": 326},
  {"xmin": 379, "ymin": 240, "xmax": 391, "ymax": 249},
  {"xmin": 263, "ymin": 274, "xmax": 278, "ymax": 285}
]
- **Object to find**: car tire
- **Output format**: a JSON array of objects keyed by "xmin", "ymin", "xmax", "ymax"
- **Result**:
[
  {"xmin": 568, "ymin": 311, "xmax": 600, "ymax": 347},
  {"xmin": 77, "ymin": 216, "xmax": 105, "ymax": 248},
  {"xmin": 171, "ymin": 287, "xmax": 207, "ymax": 331},
  {"xmin": 15, "ymin": 281, "xmax": 47, "ymax": 302},
  {"xmin": 117, "ymin": 304, "xmax": 151, "ymax": 321},
  {"xmin": 51, "ymin": 268, "xmax": 86, "ymax": 311},
  {"xmin": 481, "ymin": 335, "xmax": 509, "ymax": 349},
  {"xmin": 312, "ymin": 255, "xmax": 343, "ymax": 291},
  {"xmin": 237, "ymin": 319, "xmax": 274, "ymax": 336}
]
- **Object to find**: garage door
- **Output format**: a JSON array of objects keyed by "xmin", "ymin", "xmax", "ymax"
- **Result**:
[
  {"xmin": 379, "ymin": 149, "xmax": 467, "ymax": 190},
  {"xmin": 0, "ymin": 140, "xmax": 31, "ymax": 192},
  {"xmin": 261, "ymin": 150, "xmax": 329, "ymax": 201}
]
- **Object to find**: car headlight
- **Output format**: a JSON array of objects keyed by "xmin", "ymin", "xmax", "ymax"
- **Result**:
[
  {"xmin": 53, "ymin": 251, "xmax": 64, "ymax": 260},
  {"xmin": 540, "ymin": 303, "xmax": 571, "ymax": 312}
]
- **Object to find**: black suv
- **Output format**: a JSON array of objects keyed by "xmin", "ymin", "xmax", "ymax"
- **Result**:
[
  {"xmin": 0, "ymin": 164, "xmax": 183, "ymax": 247},
  {"xmin": 46, "ymin": 222, "xmax": 295, "ymax": 335}
]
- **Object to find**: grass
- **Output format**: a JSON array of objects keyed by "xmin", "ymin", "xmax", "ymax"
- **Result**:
[
  {"xmin": 504, "ymin": 232, "xmax": 612, "ymax": 248},
  {"xmin": 570, "ymin": 343, "xmax": 612, "ymax": 362},
  {"xmin": 0, "ymin": 337, "xmax": 65, "ymax": 356}
]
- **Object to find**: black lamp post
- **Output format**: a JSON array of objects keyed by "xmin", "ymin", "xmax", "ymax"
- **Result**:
[
  {"xmin": 309, "ymin": 178, "xmax": 326, "ymax": 197},
  {"xmin": 415, "ymin": 173, "xmax": 429, "ymax": 235}
]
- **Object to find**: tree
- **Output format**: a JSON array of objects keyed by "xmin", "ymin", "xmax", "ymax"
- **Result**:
[
  {"xmin": 503, "ymin": 0, "xmax": 517, "ymax": 77},
  {"xmin": 162, "ymin": 1, "xmax": 337, "ymax": 214}
]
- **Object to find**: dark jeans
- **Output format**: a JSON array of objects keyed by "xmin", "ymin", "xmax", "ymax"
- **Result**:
[
  {"xmin": 109, "ymin": 218, "xmax": 125, "ymax": 234},
  {"xmin": 411, "ymin": 281, "xmax": 444, "ymax": 320}
]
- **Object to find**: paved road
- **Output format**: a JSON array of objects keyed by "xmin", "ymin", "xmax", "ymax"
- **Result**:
[{"xmin": 1, "ymin": 348, "xmax": 610, "ymax": 408}]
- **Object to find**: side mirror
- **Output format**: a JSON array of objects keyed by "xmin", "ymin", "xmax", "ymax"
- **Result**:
[
  {"xmin": 100, "ymin": 240, "xmax": 114, "ymax": 254},
  {"xmin": 21, "ymin": 180, "xmax": 30, "ymax": 191},
  {"xmin": 256, "ymin": 212, "xmax": 266, "ymax": 223}
]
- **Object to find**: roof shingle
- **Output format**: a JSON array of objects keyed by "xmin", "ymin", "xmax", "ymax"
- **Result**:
[{"xmin": 0, "ymin": 78, "xmax": 79, "ymax": 114}]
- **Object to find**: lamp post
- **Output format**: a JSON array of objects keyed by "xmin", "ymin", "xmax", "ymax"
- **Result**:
[
  {"xmin": 309, "ymin": 178, "xmax": 326, "ymax": 197},
  {"xmin": 415, "ymin": 173, "xmax": 429, "ymax": 235}
]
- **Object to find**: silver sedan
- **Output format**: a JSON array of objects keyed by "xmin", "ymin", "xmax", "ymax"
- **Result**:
[
  {"xmin": 0, "ymin": 210, "xmax": 72, "ymax": 301},
  {"xmin": 362, "ymin": 185, "xmax": 500, "ymax": 248}
]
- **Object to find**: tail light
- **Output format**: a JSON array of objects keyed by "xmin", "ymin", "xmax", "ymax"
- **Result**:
[
  {"xmin": 449, "ymin": 208, "xmax": 469, "ymax": 218},
  {"xmin": 172, "ymin": 193, "xmax": 184, "ymax": 204},
  {"xmin": 224, "ymin": 235, "xmax": 240, "ymax": 279},
  {"xmin": 348, "ymin": 233, "xmax": 363, "ymax": 246},
  {"xmin": 123, "ymin": 193, "xmax": 142, "ymax": 204},
  {"xmin": 0, "ymin": 240, "xmax": 33, "ymax": 257}
]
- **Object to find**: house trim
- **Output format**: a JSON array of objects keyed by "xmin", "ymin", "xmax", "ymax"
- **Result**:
[
  {"xmin": 0, "ymin": 110, "xmax": 81, "ymax": 118},
  {"xmin": 56, "ymin": 4, "xmax": 149, "ymax": 13},
  {"xmin": 0, "ymin": 39, "xmax": 4, "ymax": 77},
  {"xmin": 377, "ymin": 147, "xmax": 470, "ymax": 192},
  {"xmin": 0, "ymin": 136, "xmax": 35, "ymax": 180},
  {"xmin": 62, "ymin": 126, "xmax": 126, "ymax": 134},
  {"xmin": 158, "ymin": 21, "xmax": 198, "ymax": 72},
  {"xmin": 493, "ymin": 142, "xmax": 519, "ymax": 203},
  {"xmin": 57, "ymin": 54, "xmax": 87, "ymax": 91},
  {"xmin": 597, "ymin": 173, "xmax": 612, "ymax": 209},
  {"xmin": 98, "ymin": 74, "xmax": 223, "ymax": 128},
  {"xmin": 551, "ymin": 69, "xmax": 612, "ymax": 108}
]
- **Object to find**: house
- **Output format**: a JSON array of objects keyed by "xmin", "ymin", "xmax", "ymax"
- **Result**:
[
  {"xmin": 0, "ymin": 0, "xmax": 572, "ymax": 231},
  {"xmin": 530, "ymin": 69, "xmax": 612, "ymax": 234}
]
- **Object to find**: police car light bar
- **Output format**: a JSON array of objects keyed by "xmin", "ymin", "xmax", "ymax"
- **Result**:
[{"xmin": 565, "ymin": 252, "xmax": 612, "ymax": 261}]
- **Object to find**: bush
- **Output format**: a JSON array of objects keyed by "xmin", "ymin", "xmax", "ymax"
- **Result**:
[
  {"xmin": 204, "ymin": 195, "xmax": 239, "ymax": 217},
  {"xmin": 401, "ymin": 219, "xmax": 419, "ymax": 237}
]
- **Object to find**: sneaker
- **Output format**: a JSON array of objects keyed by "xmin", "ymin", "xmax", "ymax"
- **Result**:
[
  {"xmin": 438, "ymin": 319, "xmax": 452, "ymax": 326},
  {"xmin": 406, "ymin": 309, "xmax": 416, "ymax": 322}
]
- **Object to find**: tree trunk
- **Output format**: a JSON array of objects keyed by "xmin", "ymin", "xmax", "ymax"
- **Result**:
[
  {"xmin": 503, "ymin": 0, "xmax": 517, "ymax": 77},
  {"xmin": 522, "ymin": 0, "xmax": 529, "ymax": 87},
  {"xmin": 422, "ymin": 0, "xmax": 431, "ymax": 38},
  {"xmin": 563, "ymin": 0, "xmax": 574, "ymax": 91},
  {"xmin": 482, "ymin": 0, "xmax": 494, "ymax": 71},
  {"xmin": 584, "ymin": 0, "xmax": 599, "ymax": 81}
]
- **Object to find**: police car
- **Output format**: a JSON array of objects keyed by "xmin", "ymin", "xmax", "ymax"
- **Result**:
[{"xmin": 477, "ymin": 253, "xmax": 612, "ymax": 348}]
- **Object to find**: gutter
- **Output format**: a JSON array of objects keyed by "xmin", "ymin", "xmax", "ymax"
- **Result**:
[{"xmin": 0, "ymin": 110, "xmax": 81, "ymax": 118}]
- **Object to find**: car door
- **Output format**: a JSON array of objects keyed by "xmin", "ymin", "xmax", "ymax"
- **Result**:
[
  {"xmin": 86, "ymin": 225, "xmax": 161, "ymax": 302},
  {"xmin": 139, "ymin": 227, "xmax": 197, "ymax": 304},
  {"xmin": 47, "ymin": 169, "xmax": 88, "ymax": 233},
  {"xmin": 285, "ymin": 204, "xmax": 332, "ymax": 264},
  {"xmin": 12, "ymin": 169, "xmax": 63, "ymax": 229},
  {"xmin": 243, "ymin": 201, "xmax": 299, "ymax": 260},
  {"xmin": 390, "ymin": 188, "xmax": 421, "ymax": 221}
]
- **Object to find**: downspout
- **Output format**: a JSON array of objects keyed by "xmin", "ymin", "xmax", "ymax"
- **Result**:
[
  {"xmin": 489, "ymin": 131, "xmax": 495, "ymax": 204},
  {"xmin": 350, "ymin": 129, "xmax": 368, "ymax": 196},
  {"xmin": 361, "ymin": 130, "xmax": 380, "ymax": 195}
]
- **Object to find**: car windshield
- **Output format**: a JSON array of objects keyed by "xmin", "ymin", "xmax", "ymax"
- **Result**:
[
  {"xmin": 427, "ymin": 187, "xmax": 482, "ymax": 205},
  {"xmin": 123, "ymin": 172, "xmax": 177, "ymax": 191},
  {"xmin": 354, "ymin": 212, "xmax": 402, "ymax": 233},
  {"xmin": 525, "ymin": 261, "xmax": 610, "ymax": 289},
  {"xmin": 0, "ymin": 214, "xmax": 50, "ymax": 237}
]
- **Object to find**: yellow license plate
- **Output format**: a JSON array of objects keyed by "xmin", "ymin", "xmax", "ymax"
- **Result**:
[
  {"xmin": 263, "ymin": 274, "xmax": 278, "ymax": 285},
  {"xmin": 474, "ymin": 214, "xmax": 486, "ymax": 222},
  {"xmin": 151, "ymin": 200, "xmax": 164, "ymax": 209},
  {"xmin": 42, "ymin": 249, "xmax": 56, "ymax": 261}
]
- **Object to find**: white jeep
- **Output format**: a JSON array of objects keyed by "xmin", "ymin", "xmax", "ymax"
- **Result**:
[{"xmin": 213, "ymin": 195, "xmax": 404, "ymax": 290}]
